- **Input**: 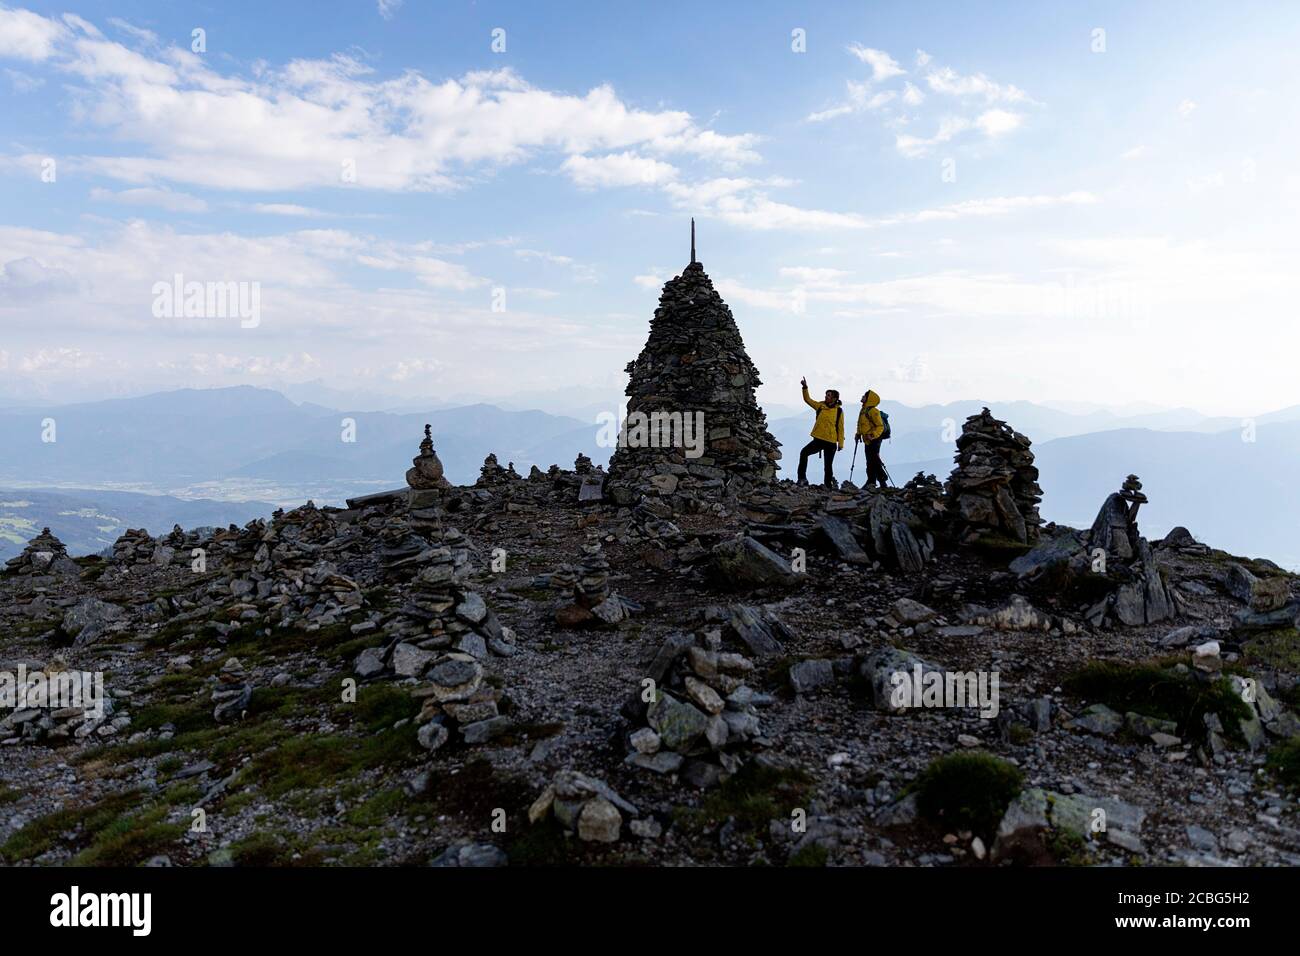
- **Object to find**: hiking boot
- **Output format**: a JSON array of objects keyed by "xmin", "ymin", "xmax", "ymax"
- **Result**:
[{"xmin": 796, "ymin": 478, "xmax": 809, "ymax": 487}]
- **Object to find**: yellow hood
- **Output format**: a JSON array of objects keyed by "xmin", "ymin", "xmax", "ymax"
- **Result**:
[{"xmin": 862, "ymin": 390, "xmax": 880, "ymax": 408}]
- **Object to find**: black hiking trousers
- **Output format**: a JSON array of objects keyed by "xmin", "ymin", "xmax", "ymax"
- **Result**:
[
  {"xmin": 797, "ymin": 438, "xmax": 838, "ymax": 486},
  {"xmin": 865, "ymin": 437, "xmax": 886, "ymax": 487}
]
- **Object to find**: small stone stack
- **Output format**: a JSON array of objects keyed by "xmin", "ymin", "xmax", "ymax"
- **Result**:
[
  {"xmin": 476, "ymin": 454, "xmax": 514, "ymax": 488},
  {"xmin": 1083, "ymin": 475, "xmax": 1178, "ymax": 627},
  {"xmin": 406, "ymin": 424, "xmax": 451, "ymax": 491},
  {"xmin": 111, "ymin": 528, "xmax": 157, "ymax": 565},
  {"xmin": 5, "ymin": 527, "xmax": 76, "ymax": 576},
  {"xmin": 901, "ymin": 473, "xmax": 947, "ymax": 524},
  {"xmin": 545, "ymin": 543, "xmax": 640, "ymax": 627},
  {"xmin": 211, "ymin": 657, "xmax": 252, "ymax": 723},
  {"xmin": 413, "ymin": 653, "xmax": 508, "ymax": 751},
  {"xmin": 607, "ymin": 240, "xmax": 781, "ymax": 505},
  {"xmin": 944, "ymin": 408, "xmax": 1042, "ymax": 545},
  {"xmin": 621, "ymin": 630, "xmax": 768, "ymax": 788},
  {"xmin": 0, "ymin": 666, "xmax": 123, "ymax": 744},
  {"xmin": 528, "ymin": 771, "xmax": 639, "ymax": 843},
  {"xmin": 1088, "ymin": 474, "xmax": 1146, "ymax": 560}
]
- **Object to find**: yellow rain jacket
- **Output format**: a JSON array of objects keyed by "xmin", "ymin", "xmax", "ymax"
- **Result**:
[
  {"xmin": 856, "ymin": 390, "xmax": 884, "ymax": 442},
  {"xmin": 803, "ymin": 385, "xmax": 845, "ymax": 449}
]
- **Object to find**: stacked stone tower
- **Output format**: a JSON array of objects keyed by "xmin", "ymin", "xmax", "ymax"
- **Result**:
[
  {"xmin": 607, "ymin": 221, "xmax": 781, "ymax": 503},
  {"xmin": 944, "ymin": 407, "xmax": 1043, "ymax": 546}
]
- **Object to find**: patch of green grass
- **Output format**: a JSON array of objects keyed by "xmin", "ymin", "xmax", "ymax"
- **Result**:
[
  {"xmin": 344, "ymin": 787, "xmax": 407, "ymax": 828},
  {"xmin": 1243, "ymin": 629, "xmax": 1300, "ymax": 673},
  {"xmin": 70, "ymin": 806, "xmax": 186, "ymax": 866},
  {"xmin": 1063, "ymin": 659, "xmax": 1254, "ymax": 742},
  {"xmin": 1045, "ymin": 828, "xmax": 1092, "ymax": 866},
  {"xmin": 1007, "ymin": 723, "xmax": 1034, "ymax": 746},
  {"xmin": 237, "ymin": 725, "xmax": 421, "ymax": 798},
  {"xmin": 911, "ymin": 751, "xmax": 1023, "ymax": 840},
  {"xmin": 970, "ymin": 534, "xmax": 1034, "ymax": 559},
  {"xmin": 1267, "ymin": 739, "xmax": 1300, "ymax": 791},
  {"xmin": 227, "ymin": 621, "xmax": 357, "ymax": 661},
  {"xmin": 353, "ymin": 683, "xmax": 419, "ymax": 731},
  {"xmin": 0, "ymin": 786, "xmax": 21, "ymax": 806},
  {"xmin": 423, "ymin": 758, "xmax": 534, "ymax": 821},
  {"xmin": 675, "ymin": 762, "xmax": 814, "ymax": 835},
  {"xmin": 0, "ymin": 789, "xmax": 143, "ymax": 863},
  {"xmin": 787, "ymin": 843, "xmax": 828, "ymax": 867},
  {"xmin": 506, "ymin": 820, "xmax": 571, "ymax": 866}
]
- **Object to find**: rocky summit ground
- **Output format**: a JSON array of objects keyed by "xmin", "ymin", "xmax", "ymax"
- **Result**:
[{"xmin": 1, "ymin": 452, "xmax": 1297, "ymax": 869}]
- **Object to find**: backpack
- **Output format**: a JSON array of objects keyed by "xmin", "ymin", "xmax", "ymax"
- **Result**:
[{"xmin": 879, "ymin": 410, "xmax": 891, "ymax": 441}]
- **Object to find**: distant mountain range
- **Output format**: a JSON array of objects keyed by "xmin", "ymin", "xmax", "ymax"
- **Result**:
[
  {"xmin": 2, "ymin": 386, "xmax": 1296, "ymax": 569},
  {"xmin": 0, "ymin": 489, "xmax": 273, "ymax": 563}
]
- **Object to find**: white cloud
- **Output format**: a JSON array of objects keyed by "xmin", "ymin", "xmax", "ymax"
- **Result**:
[
  {"xmin": 0, "ymin": 7, "xmax": 66, "ymax": 60},
  {"xmin": 0, "ymin": 12, "xmax": 758, "ymax": 193},
  {"xmin": 925, "ymin": 65, "xmax": 1030, "ymax": 104},
  {"xmin": 19, "ymin": 347, "xmax": 95, "ymax": 372},
  {"xmin": 377, "ymin": 0, "xmax": 403, "ymax": 20},
  {"xmin": 562, "ymin": 152, "xmax": 678, "ymax": 189},
  {"xmin": 1185, "ymin": 172, "xmax": 1225, "ymax": 193},
  {"xmin": 848, "ymin": 45, "xmax": 905, "ymax": 82},
  {"xmin": 780, "ymin": 266, "xmax": 850, "ymax": 283},
  {"xmin": 902, "ymin": 81, "xmax": 925, "ymax": 106},
  {"xmin": 1121, "ymin": 145, "xmax": 1149, "ymax": 160},
  {"xmin": 90, "ymin": 186, "xmax": 209, "ymax": 213},
  {"xmin": 915, "ymin": 49, "xmax": 932, "ymax": 67},
  {"xmin": 1178, "ymin": 99, "xmax": 1198, "ymax": 117},
  {"xmin": 976, "ymin": 109, "xmax": 1024, "ymax": 137},
  {"xmin": 106, "ymin": 17, "xmax": 158, "ymax": 45},
  {"xmin": 251, "ymin": 203, "xmax": 328, "ymax": 217},
  {"xmin": 895, "ymin": 116, "xmax": 971, "ymax": 157},
  {"xmin": 4, "ymin": 66, "xmax": 42, "ymax": 91}
]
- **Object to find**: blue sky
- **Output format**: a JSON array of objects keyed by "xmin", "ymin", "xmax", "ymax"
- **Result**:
[{"xmin": 1, "ymin": 0, "xmax": 1297, "ymax": 415}]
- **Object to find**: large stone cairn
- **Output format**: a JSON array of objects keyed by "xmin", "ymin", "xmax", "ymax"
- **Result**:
[
  {"xmin": 945, "ymin": 408, "xmax": 1042, "ymax": 545},
  {"xmin": 406, "ymin": 424, "xmax": 451, "ymax": 491},
  {"xmin": 608, "ymin": 244, "xmax": 781, "ymax": 505}
]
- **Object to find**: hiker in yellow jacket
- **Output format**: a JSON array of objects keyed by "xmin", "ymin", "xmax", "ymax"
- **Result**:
[
  {"xmin": 855, "ymin": 388, "xmax": 888, "ymax": 489},
  {"xmin": 797, "ymin": 376, "xmax": 844, "ymax": 488}
]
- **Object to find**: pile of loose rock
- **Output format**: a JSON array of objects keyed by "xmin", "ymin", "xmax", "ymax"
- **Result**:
[
  {"xmin": 110, "ymin": 528, "xmax": 158, "ymax": 566},
  {"xmin": 621, "ymin": 629, "xmax": 770, "ymax": 788},
  {"xmin": 1008, "ymin": 475, "xmax": 1178, "ymax": 626},
  {"xmin": 412, "ymin": 652, "xmax": 508, "ymax": 750},
  {"xmin": 4, "ymin": 527, "xmax": 77, "ymax": 576},
  {"xmin": 944, "ymin": 408, "xmax": 1042, "ymax": 545},
  {"xmin": 0, "ymin": 664, "xmax": 124, "ymax": 744},
  {"xmin": 528, "ymin": 771, "xmax": 640, "ymax": 843},
  {"xmin": 607, "ymin": 257, "xmax": 782, "ymax": 506}
]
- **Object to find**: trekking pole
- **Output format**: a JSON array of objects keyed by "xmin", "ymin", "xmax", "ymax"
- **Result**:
[{"xmin": 849, "ymin": 440, "xmax": 859, "ymax": 482}]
